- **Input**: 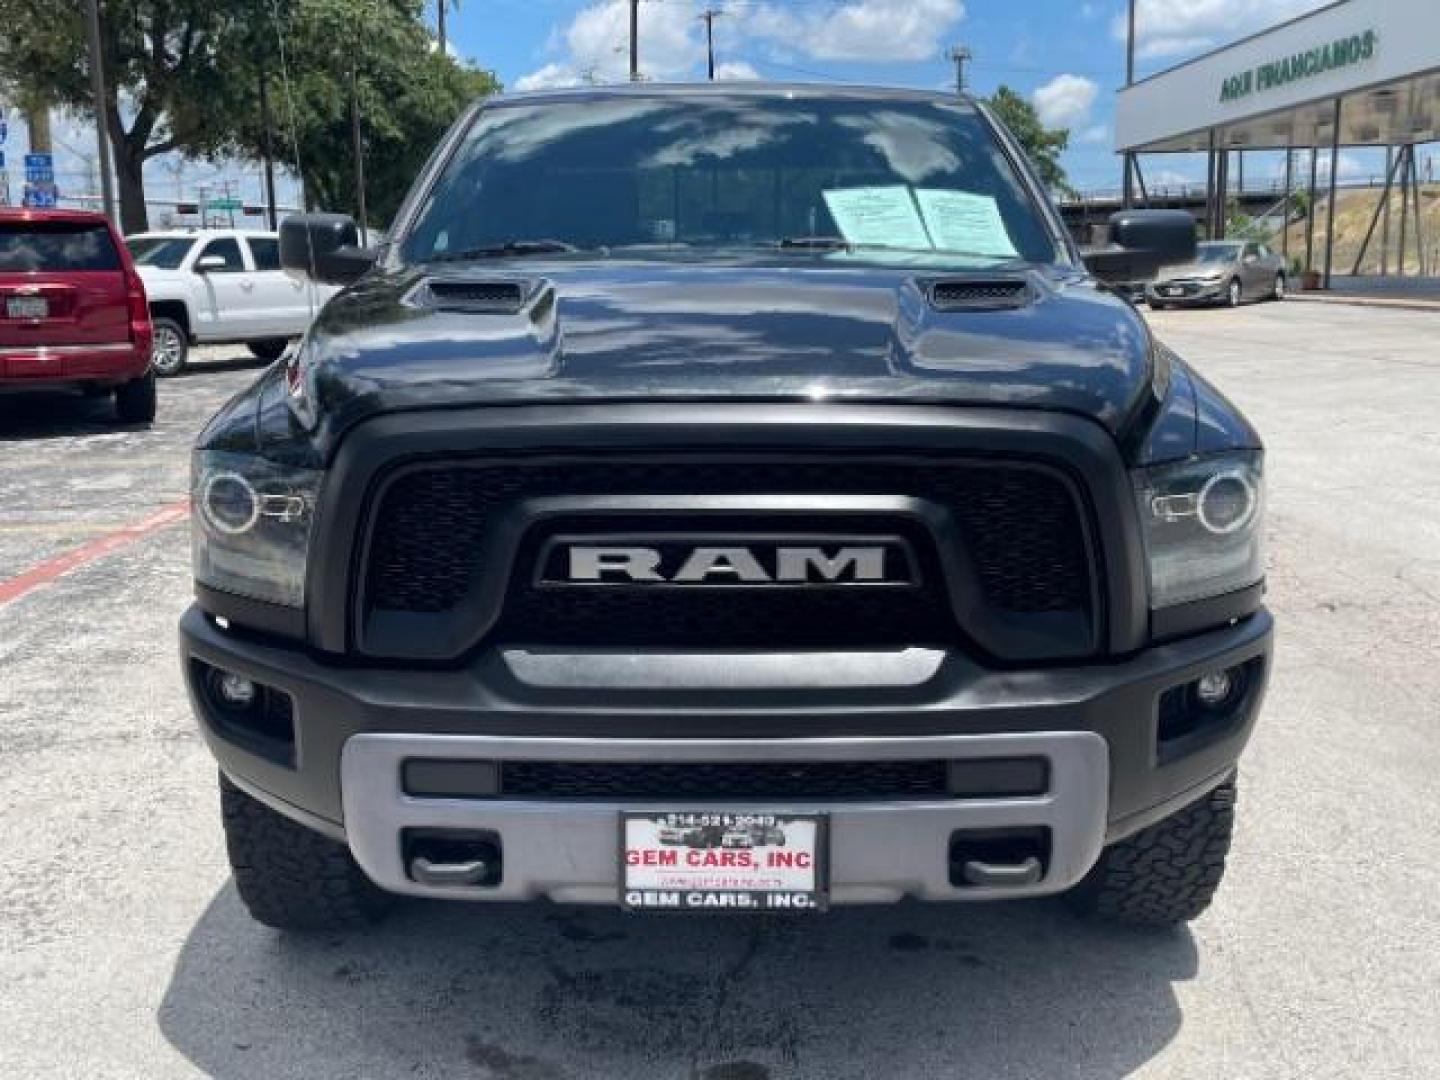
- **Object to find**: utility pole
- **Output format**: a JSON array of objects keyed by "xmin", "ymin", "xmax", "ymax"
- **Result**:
[
  {"xmin": 85, "ymin": 0, "xmax": 117, "ymax": 222},
  {"xmin": 700, "ymin": 8, "xmax": 722, "ymax": 81},
  {"xmin": 629, "ymin": 0, "xmax": 640, "ymax": 82},
  {"xmin": 349, "ymin": 55, "xmax": 368, "ymax": 246},
  {"xmin": 1122, "ymin": 0, "xmax": 1136, "ymax": 209},
  {"xmin": 257, "ymin": 61, "xmax": 278, "ymax": 230},
  {"xmin": 947, "ymin": 45, "xmax": 972, "ymax": 95}
]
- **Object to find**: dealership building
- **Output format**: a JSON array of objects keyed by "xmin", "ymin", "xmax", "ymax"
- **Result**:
[{"xmin": 1115, "ymin": 0, "xmax": 1438, "ymax": 286}]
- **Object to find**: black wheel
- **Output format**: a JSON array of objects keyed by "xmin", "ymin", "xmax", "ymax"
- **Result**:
[
  {"xmin": 150, "ymin": 317, "xmax": 189, "ymax": 376},
  {"xmin": 248, "ymin": 338, "xmax": 290, "ymax": 363},
  {"xmin": 1271, "ymin": 274, "xmax": 1286, "ymax": 301},
  {"xmin": 1069, "ymin": 781, "xmax": 1236, "ymax": 928},
  {"xmin": 220, "ymin": 773, "xmax": 393, "ymax": 931},
  {"xmin": 114, "ymin": 371, "xmax": 157, "ymax": 424},
  {"xmin": 1226, "ymin": 278, "xmax": 1242, "ymax": 308}
]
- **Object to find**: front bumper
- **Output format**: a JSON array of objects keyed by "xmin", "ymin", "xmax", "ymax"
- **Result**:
[
  {"xmin": 1147, "ymin": 281, "xmax": 1225, "ymax": 304},
  {"xmin": 181, "ymin": 604, "xmax": 1271, "ymax": 905}
]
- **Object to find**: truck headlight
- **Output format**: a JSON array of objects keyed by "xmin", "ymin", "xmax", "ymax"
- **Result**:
[
  {"xmin": 1135, "ymin": 452, "xmax": 1264, "ymax": 609},
  {"xmin": 192, "ymin": 450, "xmax": 322, "ymax": 608}
]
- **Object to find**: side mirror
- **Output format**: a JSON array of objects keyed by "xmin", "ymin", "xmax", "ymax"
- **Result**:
[
  {"xmin": 1082, "ymin": 209, "xmax": 1197, "ymax": 286},
  {"xmin": 194, "ymin": 255, "xmax": 228, "ymax": 273},
  {"xmin": 280, "ymin": 213, "xmax": 377, "ymax": 286}
]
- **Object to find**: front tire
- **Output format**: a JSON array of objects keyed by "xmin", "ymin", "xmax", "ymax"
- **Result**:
[
  {"xmin": 114, "ymin": 372, "xmax": 157, "ymax": 424},
  {"xmin": 1226, "ymin": 278, "xmax": 1242, "ymax": 308},
  {"xmin": 1272, "ymin": 273, "xmax": 1286, "ymax": 301},
  {"xmin": 1069, "ymin": 781, "xmax": 1236, "ymax": 927},
  {"xmin": 150, "ymin": 317, "xmax": 189, "ymax": 376},
  {"xmin": 248, "ymin": 338, "xmax": 290, "ymax": 363},
  {"xmin": 220, "ymin": 773, "xmax": 393, "ymax": 931}
]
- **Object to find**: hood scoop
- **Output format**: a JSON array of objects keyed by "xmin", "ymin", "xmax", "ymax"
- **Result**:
[
  {"xmin": 928, "ymin": 276, "xmax": 1034, "ymax": 312},
  {"xmin": 414, "ymin": 277, "xmax": 529, "ymax": 313}
]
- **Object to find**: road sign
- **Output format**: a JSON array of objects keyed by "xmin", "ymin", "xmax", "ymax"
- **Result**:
[
  {"xmin": 23, "ymin": 152, "xmax": 54, "ymax": 185},
  {"xmin": 0, "ymin": 150, "xmax": 6, "ymax": 169},
  {"xmin": 208, "ymin": 197, "xmax": 243, "ymax": 210},
  {"xmin": 0, "ymin": 116, "xmax": 8, "ymax": 146},
  {"xmin": 22, "ymin": 182, "xmax": 59, "ymax": 208}
]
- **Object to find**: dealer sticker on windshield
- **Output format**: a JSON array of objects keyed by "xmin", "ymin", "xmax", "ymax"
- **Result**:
[{"xmin": 621, "ymin": 812, "xmax": 826, "ymax": 912}]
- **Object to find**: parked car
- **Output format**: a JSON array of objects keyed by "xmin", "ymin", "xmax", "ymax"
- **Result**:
[
  {"xmin": 1, "ymin": 207, "xmax": 155, "ymax": 423},
  {"xmin": 125, "ymin": 228, "xmax": 339, "ymax": 376},
  {"xmin": 1147, "ymin": 240, "xmax": 1286, "ymax": 308}
]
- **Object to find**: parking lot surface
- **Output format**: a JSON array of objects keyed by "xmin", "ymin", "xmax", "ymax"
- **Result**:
[{"xmin": 2, "ymin": 303, "xmax": 1438, "ymax": 1079}]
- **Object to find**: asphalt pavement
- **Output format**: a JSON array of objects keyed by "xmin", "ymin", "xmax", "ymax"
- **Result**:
[{"xmin": 1, "ymin": 302, "xmax": 1438, "ymax": 1079}]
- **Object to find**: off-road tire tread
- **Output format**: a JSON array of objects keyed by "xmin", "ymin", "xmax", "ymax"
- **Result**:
[
  {"xmin": 220, "ymin": 773, "xmax": 393, "ymax": 931},
  {"xmin": 1071, "ymin": 781, "xmax": 1235, "ymax": 927}
]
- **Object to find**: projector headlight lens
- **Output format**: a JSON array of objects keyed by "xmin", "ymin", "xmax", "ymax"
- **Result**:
[
  {"xmin": 1136, "ymin": 452, "xmax": 1265, "ymax": 609},
  {"xmin": 192, "ymin": 450, "xmax": 322, "ymax": 608}
]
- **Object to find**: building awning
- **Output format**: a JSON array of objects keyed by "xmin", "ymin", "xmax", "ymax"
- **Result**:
[{"xmin": 1116, "ymin": 0, "xmax": 1440, "ymax": 152}]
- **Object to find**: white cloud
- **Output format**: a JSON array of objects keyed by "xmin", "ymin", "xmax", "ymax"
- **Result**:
[
  {"xmin": 514, "ymin": 62, "xmax": 579, "ymax": 92},
  {"xmin": 1078, "ymin": 124, "xmax": 1111, "ymax": 145},
  {"xmin": 714, "ymin": 61, "xmax": 761, "ymax": 81},
  {"xmin": 1033, "ymin": 74, "xmax": 1099, "ymax": 130},
  {"xmin": 746, "ymin": 0, "xmax": 965, "ymax": 62},
  {"xmin": 515, "ymin": 0, "xmax": 703, "ymax": 89},
  {"xmin": 1113, "ymin": 0, "xmax": 1330, "ymax": 61}
]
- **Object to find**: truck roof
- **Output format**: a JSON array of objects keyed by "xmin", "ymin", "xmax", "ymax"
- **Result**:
[{"xmin": 488, "ymin": 81, "xmax": 977, "ymax": 109}]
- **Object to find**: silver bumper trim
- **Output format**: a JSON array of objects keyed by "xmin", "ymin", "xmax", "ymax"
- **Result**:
[{"xmin": 340, "ymin": 731, "xmax": 1109, "ymax": 905}]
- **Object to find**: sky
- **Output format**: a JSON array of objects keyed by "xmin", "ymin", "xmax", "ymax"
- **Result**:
[
  {"xmin": 0, "ymin": 0, "xmax": 1416, "ymax": 220},
  {"xmin": 451, "ymin": 0, "xmax": 1358, "ymax": 192}
]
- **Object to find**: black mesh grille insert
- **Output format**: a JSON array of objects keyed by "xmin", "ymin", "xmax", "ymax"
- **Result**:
[
  {"xmin": 363, "ymin": 457, "xmax": 1092, "ymax": 650},
  {"xmin": 500, "ymin": 759, "xmax": 950, "ymax": 800},
  {"xmin": 930, "ymin": 278, "xmax": 1032, "ymax": 311}
]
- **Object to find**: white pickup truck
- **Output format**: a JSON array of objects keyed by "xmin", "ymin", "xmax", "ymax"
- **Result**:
[{"xmin": 126, "ymin": 229, "xmax": 339, "ymax": 376}]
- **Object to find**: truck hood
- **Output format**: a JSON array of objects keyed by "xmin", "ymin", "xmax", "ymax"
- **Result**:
[{"xmin": 293, "ymin": 256, "xmax": 1157, "ymax": 453}]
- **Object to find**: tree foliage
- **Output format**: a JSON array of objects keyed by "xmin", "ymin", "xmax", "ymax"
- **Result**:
[
  {"xmin": 982, "ymin": 85, "xmax": 1072, "ymax": 196},
  {"xmin": 226, "ymin": 0, "xmax": 499, "ymax": 226},
  {"xmin": 0, "ymin": 0, "xmax": 497, "ymax": 232}
]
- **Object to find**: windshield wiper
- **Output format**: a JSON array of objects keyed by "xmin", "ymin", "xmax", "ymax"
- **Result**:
[
  {"xmin": 777, "ymin": 236, "xmax": 853, "ymax": 251},
  {"xmin": 429, "ymin": 239, "xmax": 581, "ymax": 262}
]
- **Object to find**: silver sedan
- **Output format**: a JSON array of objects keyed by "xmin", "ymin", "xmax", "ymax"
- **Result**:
[{"xmin": 1147, "ymin": 240, "xmax": 1288, "ymax": 308}]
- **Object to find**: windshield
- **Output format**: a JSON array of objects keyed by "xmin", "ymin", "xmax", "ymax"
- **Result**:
[
  {"xmin": 127, "ymin": 237, "xmax": 195, "ymax": 270},
  {"xmin": 1196, "ymin": 243, "xmax": 1241, "ymax": 264},
  {"xmin": 400, "ymin": 94, "xmax": 1058, "ymax": 266}
]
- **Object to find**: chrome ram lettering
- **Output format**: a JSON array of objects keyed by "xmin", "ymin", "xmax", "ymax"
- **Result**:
[{"xmin": 566, "ymin": 545, "xmax": 889, "ymax": 584}]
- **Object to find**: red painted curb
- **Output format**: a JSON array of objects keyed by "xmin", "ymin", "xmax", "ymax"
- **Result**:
[{"xmin": 0, "ymin": 499, "xmax": 191, "ymax": 606}]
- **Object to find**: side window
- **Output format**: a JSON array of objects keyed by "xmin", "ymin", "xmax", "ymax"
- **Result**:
[
  {"xmin": 196, "ymin": 238, "xmax": 245, "ymax": 273},
  {"xmin": 247, "ymin": 237, "xmax": 281, "ymax": 271},
  {"xmin": 1243, "ymin": 243, "xmax": 1259, "ymax": 260}
]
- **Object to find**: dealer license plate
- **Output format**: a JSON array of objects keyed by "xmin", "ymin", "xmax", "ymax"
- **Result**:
[
  {"xmin": 6, "ymin": 296, "xmax": 48, "ymax": 320},
  {"xmin": 621, "ymin": 811, "xmax": 826, "ymax": 912},
  {"xmin": 1164, "ymin": 287, "xmax": 1184, "ymax": 297}
]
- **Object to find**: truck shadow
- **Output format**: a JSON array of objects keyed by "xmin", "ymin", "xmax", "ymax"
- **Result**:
[{"xmin": 158, "ymin": 884, "xmax": 1196, "ymax": 1079}]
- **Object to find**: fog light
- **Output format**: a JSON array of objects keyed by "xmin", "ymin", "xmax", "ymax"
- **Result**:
[
  {"xmin": 1195, "ymin": 668, "xmax": 1235, "ymax": 708},
  {"xmin": 216, "ymin": 672, "xmax": 257, "ymax": 709}
]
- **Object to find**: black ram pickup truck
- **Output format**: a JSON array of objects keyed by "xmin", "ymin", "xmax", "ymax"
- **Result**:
[{"xmin": 181, "ymin": 84, "xmax": 1270, "ymax": 930}]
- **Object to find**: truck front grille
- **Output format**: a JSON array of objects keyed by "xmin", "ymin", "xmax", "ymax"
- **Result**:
[{"xmin": 361, "ymin": 456, "xmax": 1094, "ymax": 654}]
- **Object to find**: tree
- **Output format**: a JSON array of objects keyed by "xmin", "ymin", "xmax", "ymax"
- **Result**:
[
  {"xmin": 226, "ymin": 0, "xmax": 498, "ymax": 226},
  {"xmin": 983, "ymin": 85, "xmax": 1072, "ymax": 196},
  {"xmin": 0, "ymin": 0, "xmax": 496, "ymax": 232}
]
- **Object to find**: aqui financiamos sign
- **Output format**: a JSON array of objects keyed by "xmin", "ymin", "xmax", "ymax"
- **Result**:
[{"xmin": 1220, "ymin": 28, "xmax": 1378, "ymax": 104}]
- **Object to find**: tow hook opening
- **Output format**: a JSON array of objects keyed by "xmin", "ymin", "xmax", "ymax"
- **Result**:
[
  {"xmin": 948, "ymin": 827, "xmax": 1050, "ymax": 888},
  {"xmin": 402, "ymin": 829, "xmax": 503, "ymax": 888}
]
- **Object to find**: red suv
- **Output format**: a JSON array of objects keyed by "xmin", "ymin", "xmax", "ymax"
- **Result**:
[{"xmin": 1, "ymin": 207, "xmax": 155, "ymax": 423}]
